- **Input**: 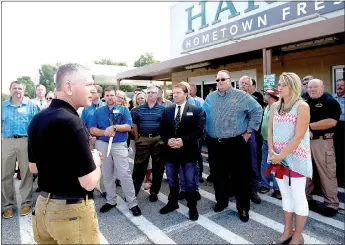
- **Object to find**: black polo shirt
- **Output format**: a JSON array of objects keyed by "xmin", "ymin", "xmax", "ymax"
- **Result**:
[
  {"xmin": 307, "ymin": 94, "xmax": 341, "ymax": 138},
  {"xmin": 28, "ymin": 99, "xmax": 96, "ymax": 196}
]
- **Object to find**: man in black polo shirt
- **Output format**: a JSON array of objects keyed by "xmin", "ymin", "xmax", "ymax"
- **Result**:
[
  {"xmin": 132, "ymin": 85, "xmax": 165, "ymax": 202},
  {"xmin": 305, "ymin": 78, "xmax": 341, "ymax": 217},
  {"xmin": 28, "ymin": 63, "xmax": 102, "ymax": 244}
]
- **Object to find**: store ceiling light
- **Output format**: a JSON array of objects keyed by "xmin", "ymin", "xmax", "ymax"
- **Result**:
[
  {"xmin": 281, "ymin": 37, "xmax": 338, "ymax": 52},
  {"xmin": 185, "ymin": 62, "xmax": 211, "ymax": 70}
]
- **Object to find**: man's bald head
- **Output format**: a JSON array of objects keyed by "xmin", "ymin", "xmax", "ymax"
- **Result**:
[
  {"xmin": 180, "ymin": 81, "xmax": 191, "ymax": 94},
  {"xmin": 308, "ymin": 78, "xmax": 324, "ymax": 99}
]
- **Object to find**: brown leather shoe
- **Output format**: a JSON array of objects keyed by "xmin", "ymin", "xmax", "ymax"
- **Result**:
[
  {"xmin": 21, "ymin": 206, "xmax": 32, "ymax": 216},
  {"xmin": 2, "ymin": 208, "xmax": 14, "ymax": 219}
]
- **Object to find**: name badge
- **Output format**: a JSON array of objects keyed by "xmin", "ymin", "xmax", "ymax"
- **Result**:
[
  {"xmin": 17, "ymin": 107, "xmax": 26, "ymax": 113},
  {"xmin": 113, "ymin": 110, "xmax": 120, "ymax": 114},
  {"xmin": 187, "ymin": 112, "xmax": 193, "ymax": 116}
]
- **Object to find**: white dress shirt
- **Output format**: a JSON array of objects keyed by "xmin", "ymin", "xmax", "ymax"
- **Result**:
[
  {"xmin": 32, "ymin": 97, "xmax": 48, "ymax": 110},
  {"xmin": 174, "ymin": 101, "xmax": 186, "ymax": 119}
]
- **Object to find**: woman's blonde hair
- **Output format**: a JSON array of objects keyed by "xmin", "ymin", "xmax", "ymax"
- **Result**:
[
  {"xmin": 278, "ymin": 72, "xmax": 302, "ymax": 113},
  {"xmin": 133, "ymin": 91, "xmax": 146, "ymax": 108},
  {"xmin": 116, "ymin": 90, "xmax": 130, "ymax": 108}
]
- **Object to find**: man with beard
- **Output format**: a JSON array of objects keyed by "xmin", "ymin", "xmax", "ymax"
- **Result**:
[
  {"xmin": 2, "ymin": 81, "xmax": 40, "ymax": 219},
  {"xmin": 90, "ymin": 87, "xmax": 141, "ymax": 216}
]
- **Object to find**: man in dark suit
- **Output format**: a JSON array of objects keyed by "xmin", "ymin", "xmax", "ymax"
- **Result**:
[{"xmin": 159, "ymin": 82, "xmax": 204, "ymax": 221}]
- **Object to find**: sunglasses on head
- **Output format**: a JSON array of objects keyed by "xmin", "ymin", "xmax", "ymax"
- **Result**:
[{"xmin": 216, "ymin": 78, "xmax": 230, "ymax": 82}]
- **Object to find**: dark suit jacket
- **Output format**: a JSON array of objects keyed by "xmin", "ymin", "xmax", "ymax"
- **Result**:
[{"xmin": 160, "ymin": 103, "xmax": 204, "ymax": 164}]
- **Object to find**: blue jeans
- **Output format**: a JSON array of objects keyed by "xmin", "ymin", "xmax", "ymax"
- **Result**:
[
  {"xmin": 166, "ymin": 161, "xmax": 197, "ymax": 207},
  {"xmin": 249, "ymin": 133, "xmax": 260, "ymax": 193},
  {"xmin": 260, "ymin": 140, "xmax": 279, "ymax": 191},
  {"xmin": 179, "ymin": 164, "xmax": 199, "ymax": 192}
]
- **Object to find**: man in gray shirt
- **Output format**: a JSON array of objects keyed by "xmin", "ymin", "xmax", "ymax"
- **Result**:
[{"xmin": 203, "ymin": 70, "xmax": 262, "ymax": 222}]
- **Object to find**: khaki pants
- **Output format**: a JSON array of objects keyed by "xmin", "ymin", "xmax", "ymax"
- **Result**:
[
  {"xmin": 1, "ymin": 137, "xmax": 33, "ymax": 210},
  {"xmin": 306, "ymin": 138, "xmax": 339, "ymax": 210},
  {"xmin": 33, "ymin": 195, "xmax": 100, "ymax": 244}
]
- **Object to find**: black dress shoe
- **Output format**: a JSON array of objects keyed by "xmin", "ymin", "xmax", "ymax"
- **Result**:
[
  {"xmin": 100, "ymin": 203, "xmax": 117, "ymax": 213},
  {"xmin": 251, "ymin": 192, "xmax": 261, "ymax": 204},
  {"xmin": 239, "ymin": 210, "xmax": 249, "ymax": 222},
  {"xmin": 320, "ymin": 207, "xmax": 337, "ymax": 217},
  {"xmin": 214, "ymin": 203, "xmax": 228, "ymax": 212},
  {"xmin": 101, "ymin": 192, "xmax": 107, "ymax": 198},
  {"xmin": 308, "ymin": 200, "xmax": 318, "ymax": 211},
  {"xmin": 196, "ymin": 192, "xmax": 201, "ymax": 201},
  {"xmin": 178, "ymin": 191, "xmax": 186, "ymax": 200},
  {"xmin": 199, "ymin": 177, "xmax": 204, "ymax": 183},
  {"xmin": 130, "ymin": 206, "xmax": 142, "ymax": 216},
  {"xmin": 188, "ymin": 207, "xmax": 199, "ymax": 221},
  {"xmin": 206, "ymin": 175, "xmax": 213, "ymax": 183},
  {"xmin": 36, "ymin": 187, "xmax": 41, "ymax": 192},
  {"xmin": 149, "ymin": 194, "xmax": 158, "ymax": 202},
  {"xmin": 160, "ymin": 203, "xmax": 179, "ymax": 214},
  {"xmin": 115, "ymin": 179, "xmax": 121, "ymax": 187}
]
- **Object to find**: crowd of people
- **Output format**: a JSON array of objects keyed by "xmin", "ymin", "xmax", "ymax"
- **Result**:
[{"xmin": 1, "ymin": 62, "xmax": 344, "ymax": 244}]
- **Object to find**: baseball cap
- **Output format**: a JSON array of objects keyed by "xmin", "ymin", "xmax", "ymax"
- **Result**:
[{"xmin": 262, "ymin": 88, "xmax": 279, "ymax": 98}]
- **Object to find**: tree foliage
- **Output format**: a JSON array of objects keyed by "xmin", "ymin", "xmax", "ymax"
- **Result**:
[
  {"xmin": 133, "ymin": 53, "xmax": 159, "ymax": 67},
  {"xmin": 17, "ymin": 76, "xmax": 36, "ymax": 99},
  {"xmin": 39, "ymin": 64, "xmax": 57, "ymax": 92},
  {"xmin": 94, "ymin": 59, "xmax": 128, "ymax": 67},
  {"xmin": 1, "ymin": 93, "xmax": 10, "ymax": 101}
]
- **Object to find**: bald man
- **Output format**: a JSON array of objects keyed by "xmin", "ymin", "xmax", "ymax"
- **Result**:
[{"xmin": 305, "ymin": 79, "xmax": 341, "ymax": 217}]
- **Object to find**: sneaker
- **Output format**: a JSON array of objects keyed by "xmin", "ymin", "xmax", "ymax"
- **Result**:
[
  {"xmin": 100, "ymin": 203, "xmax": 117, "ymax": 213},
  {"xmin": 21, "ymin": 206, "xmax": 32, "ymax": 216},
  {"xmin": 130, "ymin": 206, "xmax": 142, "ymax": 216},
  {"xmin": 188, "ymin": 207, "xmax": 199, "ymax": 221},
  {"xmin": 272, "ymin": 190, "xmax": 282, "ymax": 200},
  {"xmin": 160, "ymin": 202, "xmax": 179, "ymax": 214},
  {"xmin": 259, "ymin": 186, "xmax": 270, "ymax": 194},
  {"xmin": 320, "ymin": 207, "xmax": 337, "ymax": 217},
  {"xmin": 251, "ymin": 192, "xmax": 262, "ymax": 204},
  {"xmin": 2, "ymin": 208, "xmax": 13, "ymax": 219}
]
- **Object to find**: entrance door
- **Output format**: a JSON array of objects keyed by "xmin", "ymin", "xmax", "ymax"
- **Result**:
[{"xmin": 332, "ymin": 65, "xmax": 345, "ymax": 93}]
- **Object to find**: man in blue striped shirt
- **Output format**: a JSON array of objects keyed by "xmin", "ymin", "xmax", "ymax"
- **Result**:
[
  {"xmin": 132, "ymin": 85, "xmax": 165, "ymax": 202},
  {"xmin": 2, "ymin": 81, "xmax": 40, "ymax": 219},
  {"xmin": 203, "ymin": 70, "xmax": 262, "ymax": 222}
]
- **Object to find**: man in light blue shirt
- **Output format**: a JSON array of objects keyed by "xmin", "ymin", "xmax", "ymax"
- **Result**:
[
  {"xmin": 333, "ymin": 78, "xmax": 345, "ymax": 187},
  {"xmin": 2, "ymin": 81, "xmax": 40, "ymax": 219},
  {"xmin": 203, "ymin": 70, "xmax": 262, "ymax": 222},
  {"xmin": 190, "ymin": 84, "xmax": 204, "ymax": 107}
]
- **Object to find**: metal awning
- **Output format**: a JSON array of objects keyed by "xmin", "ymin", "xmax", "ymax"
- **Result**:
[{"xmin": 116, "ymin": 16, "xmax": 344, "ymax": 80}]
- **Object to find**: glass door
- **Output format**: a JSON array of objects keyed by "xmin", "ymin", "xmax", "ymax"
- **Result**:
[{"xmin": 332, "ymin": 65, "xmax": 345, "ymax": 93}]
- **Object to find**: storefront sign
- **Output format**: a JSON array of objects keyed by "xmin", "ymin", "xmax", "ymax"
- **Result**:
[
  {"xmin": 263, "ymin": 74, "xmax": 276, "ymax": 89},
  {"xmin": 182, "ymin": 1, "xmax": 344, "ymax": 52}
]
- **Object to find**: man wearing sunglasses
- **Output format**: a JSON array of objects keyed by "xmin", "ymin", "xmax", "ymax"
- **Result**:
[
  {"xmin": 203, "ymin": 70, "xmax": 263, "ymax": 222},
  {"xmin": 90, "ymin": 87, "xmax": 141, "ymax": 216}
]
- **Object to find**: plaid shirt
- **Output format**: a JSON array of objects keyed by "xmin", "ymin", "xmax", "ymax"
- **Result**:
[{"xmin": 2, "ymin": 97, "xmax": 40, "ymax": 137}]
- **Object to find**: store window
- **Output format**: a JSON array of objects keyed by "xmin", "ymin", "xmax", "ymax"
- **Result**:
[{"xmin": 332, "ymin": 65, "xmax": 344, "ymax": 93}]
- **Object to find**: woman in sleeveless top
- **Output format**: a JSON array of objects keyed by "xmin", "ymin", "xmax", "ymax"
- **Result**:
[{"xmin": 268, "ymin": 72, "xmax": 312, "ymax": 245}]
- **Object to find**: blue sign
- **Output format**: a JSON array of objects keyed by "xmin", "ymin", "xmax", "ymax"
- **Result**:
[
  {"xmin": 263, "ymin": 74, "xmax": 276, "ymax": 89},
  {"xmin": 183, "ymin": 1, "xmax": 344, "ymax": 52}
]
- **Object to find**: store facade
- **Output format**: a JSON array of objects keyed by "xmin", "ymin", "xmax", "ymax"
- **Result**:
[{"xmin": 117, "ymin": 0, "xmax": 344, "ymax": 99}]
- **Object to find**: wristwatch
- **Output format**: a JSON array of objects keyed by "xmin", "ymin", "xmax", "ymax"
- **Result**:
[{"xmin": 113, "ymin": 125, "xmax": 117, "ymax": 132}]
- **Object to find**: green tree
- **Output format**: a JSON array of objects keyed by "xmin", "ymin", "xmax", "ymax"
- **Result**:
[
  {"xmin": 133, "ymin": 52, "xmax": 159, "ymax": 67},
  {"xmin": 39, "ymin": 64, "xmax": 57, "ymax": 92},
  {"xmin": 17, "ymin": 76, "xmax": 36, "ymax": 98},
  {"xmin": 94, "ymin": 59, "xmax": 128, "ymax": 66},
  {"xmin": 1, "ymin": 93, "xmax": 10, "ymax": 101}
]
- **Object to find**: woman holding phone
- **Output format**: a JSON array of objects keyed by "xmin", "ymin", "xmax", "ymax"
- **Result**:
[{"xmin": 267, "ymin": 72, "xmax": 312, "ymax": 244}]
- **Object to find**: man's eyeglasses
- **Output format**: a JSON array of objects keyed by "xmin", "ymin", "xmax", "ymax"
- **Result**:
[
  {"xmin": 302, "ymin": 82, "xmax": 308, "ymax": 86},
  {"xmin": 216, "ymin": 78, "xmax": 230, "ymax": 83},
  {"xmin": 47, "ymin": 97, "xmax": 53, "ymax": 100}
]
